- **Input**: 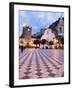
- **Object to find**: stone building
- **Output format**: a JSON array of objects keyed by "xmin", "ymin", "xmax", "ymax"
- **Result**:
[
  {"xmin": 49, "ymin": 16, "xmax": 64, "ymax": 37},
  {"xmin": 19, "ymin": 25, "xmax": 32, "ymax": 47}
]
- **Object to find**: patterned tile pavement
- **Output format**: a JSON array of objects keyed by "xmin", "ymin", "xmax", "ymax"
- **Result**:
[{"xmin": 19, "ymin": 48, "xmax": 64, "ymax": 79}]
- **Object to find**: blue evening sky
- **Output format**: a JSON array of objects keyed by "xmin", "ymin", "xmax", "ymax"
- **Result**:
[{"xmin": 19, "ymin": 10, "xmax": 64, "ymax": 36}]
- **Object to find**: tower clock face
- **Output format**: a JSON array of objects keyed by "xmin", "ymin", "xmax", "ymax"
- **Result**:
[{"xmin": 28, "ymin": 29, "xmax": 30, "ymax": 31}]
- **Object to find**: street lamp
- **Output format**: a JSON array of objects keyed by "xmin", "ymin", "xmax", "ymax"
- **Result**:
[{"xmin": 54, "ymin": 38, "xmax": 58, "ymax": 45}]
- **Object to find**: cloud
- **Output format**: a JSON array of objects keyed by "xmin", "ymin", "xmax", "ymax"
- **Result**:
[
  {"xmin": 19, "ymin": 10, "xmax": 64, "ymax": 36},
  {"xmin": 32, "ymin": 25, "xmax": 39, "ymax": 34},
  {"xmin": 19, "ymin": 11, "xmax": 30, "ymax": 25}
]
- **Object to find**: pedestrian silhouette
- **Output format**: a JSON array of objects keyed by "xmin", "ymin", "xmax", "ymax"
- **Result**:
[{"xmin": 21, "ymin": 45, "xmax": 23, "ymax": 52}]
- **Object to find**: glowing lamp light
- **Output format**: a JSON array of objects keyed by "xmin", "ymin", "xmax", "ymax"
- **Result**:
[{"xmin": 54, "ymin": 38, "xmax": 58, "ymax": 45}]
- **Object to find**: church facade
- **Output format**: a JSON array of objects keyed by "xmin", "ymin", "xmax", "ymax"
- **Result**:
[{"xmin": 19, "ymin": 17, "xmax": 64, "ymax": 48}]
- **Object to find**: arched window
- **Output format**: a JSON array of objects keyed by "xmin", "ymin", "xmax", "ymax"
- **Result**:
[{"xmin": 60, "ymin": 27, "xmax": 62, "ymax": 33}]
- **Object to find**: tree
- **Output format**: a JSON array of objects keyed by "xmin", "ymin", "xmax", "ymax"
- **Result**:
[
  {"xmin": 49, "ymin": 41, "xmax": 54, "ymax": 45},
  {"xmin": 58, "ymin": 37, "xmax": 64, "ymax": 44},
  {"xmin": 33, "ymin": 39, "xmax": 40, "ymax": 48},
  {"xmin": 57, "ymin": 36, "xmax": 64, "ymax": 48},
  {"xmin": 41, "ymin": 39, "xmax": 47, "ymax": 48},
  {"xmin": 61, "ymin": 37, "xmax": 64, "ymax": 44}
]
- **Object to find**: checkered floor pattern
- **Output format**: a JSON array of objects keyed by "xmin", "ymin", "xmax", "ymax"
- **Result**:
[{"xmin": 19, "ymin": 49, "xmax": 64, "ymax": 79}]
